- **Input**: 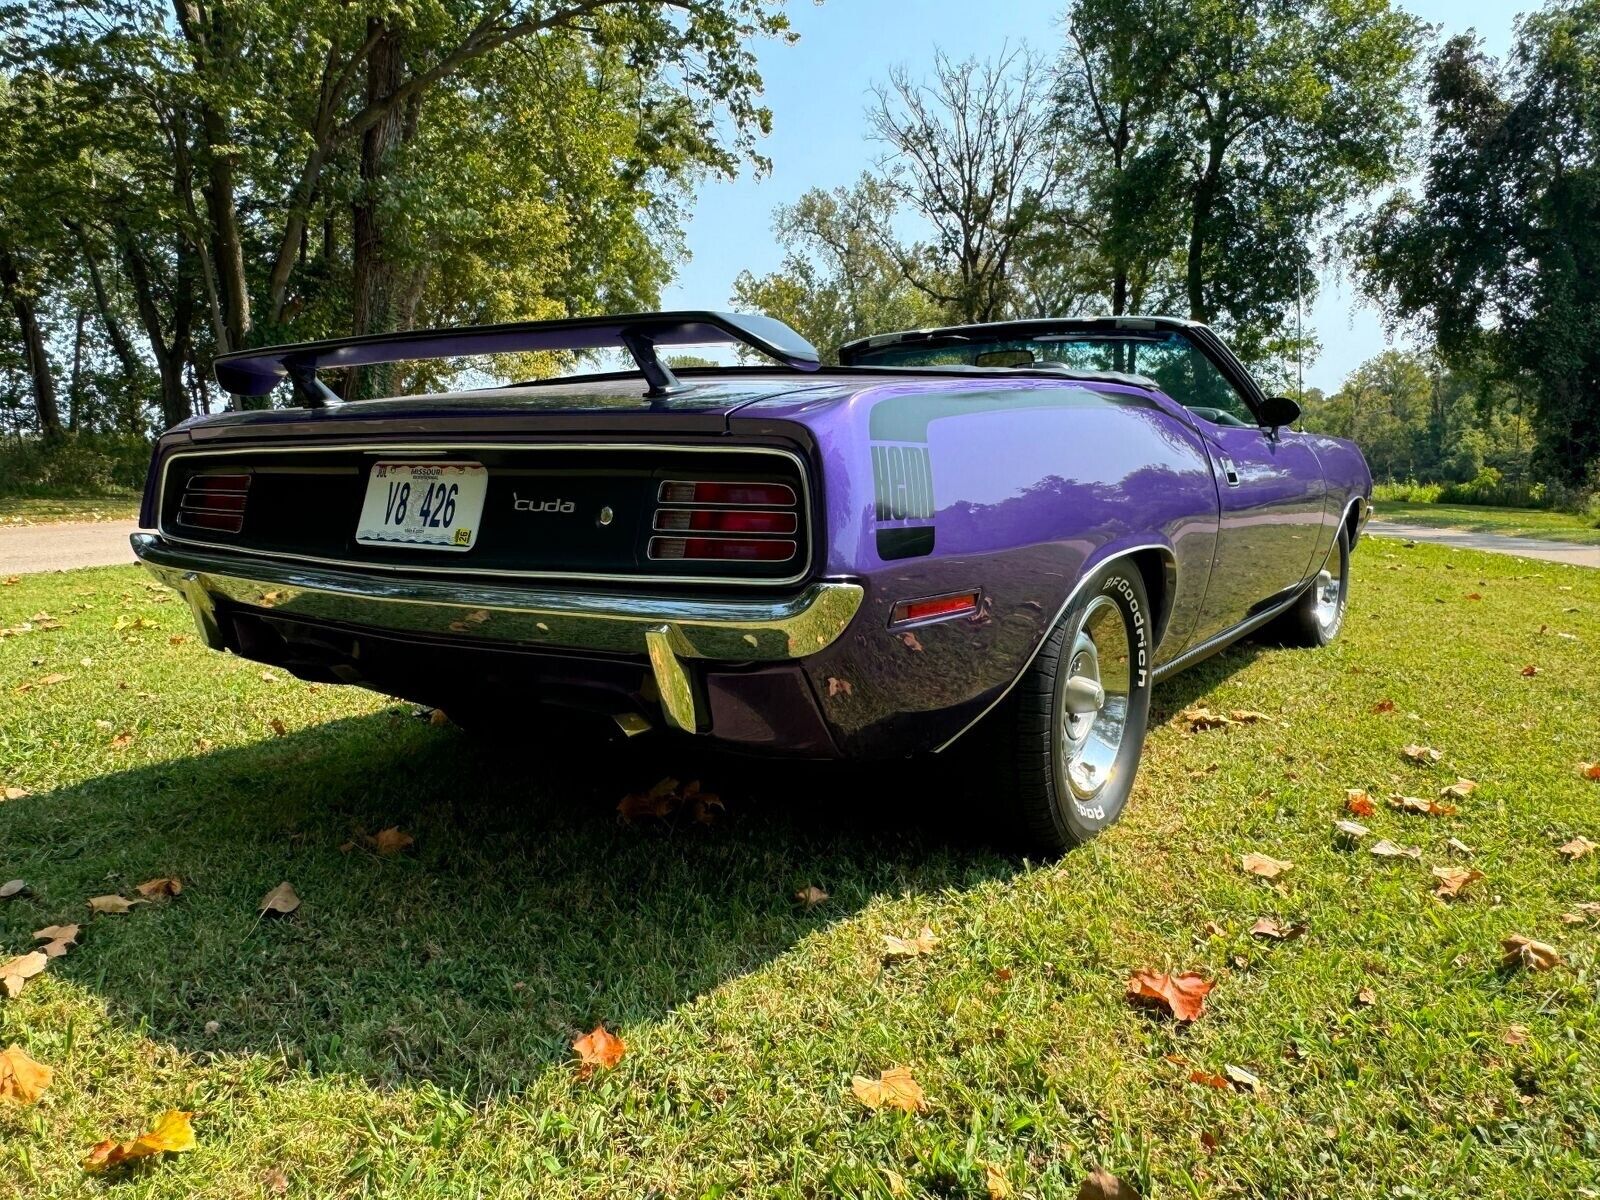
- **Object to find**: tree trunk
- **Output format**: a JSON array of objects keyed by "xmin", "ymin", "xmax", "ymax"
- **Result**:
[
  {"xmin": 0, "ymin": 247, "xmax": 62, "ymax": 441},
  {"xmin": 71, "ymin": 224, "xmax": 145, "ymax": 386},
  {"xmin": 349, "ymin": 21, "xmax": 413, "ymax": 399},
  {"xmin": 69, "ymin": 305, "xmax": 86, "ymax": 432},
  {"xmin": 1186, "ymin": 139, "xmax": 1226, "ymax": 323},
  {"xmin": 117, "ymin": 228, "xmax": 190, "ymax": 430}
]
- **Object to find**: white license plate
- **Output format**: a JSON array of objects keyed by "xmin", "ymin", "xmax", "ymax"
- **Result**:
[{"xmin": 356, "ymin": 461, "xmax": 488, "ymax": 551}]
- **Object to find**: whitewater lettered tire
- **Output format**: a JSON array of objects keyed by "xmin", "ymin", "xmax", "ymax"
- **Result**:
[{"xmin": 991, "ymin": 561, "xmax": 1155, "ymax": 852}]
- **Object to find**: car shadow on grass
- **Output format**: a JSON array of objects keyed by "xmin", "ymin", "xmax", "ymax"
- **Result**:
[{"xmin": 2, "ymin": 708, "xmax": 1020, "ymax": 1100}]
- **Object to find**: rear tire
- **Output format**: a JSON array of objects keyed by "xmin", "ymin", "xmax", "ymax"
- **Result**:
[
  {"xmin": 986, "ymin": 561, "xmax": 1155, "ymax": 853},
  {"xmin": 1272, "ymin": 525, "xmax": 1349, "ymax": 647}
]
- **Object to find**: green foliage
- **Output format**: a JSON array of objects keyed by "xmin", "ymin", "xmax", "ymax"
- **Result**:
[
  {"xmin": 1360, "ymin": 2, "xmax": 1600, "ymax": 489},
  {"xmin": 0, "ymin": 431, "xmax": 150, "ymax": 497}
]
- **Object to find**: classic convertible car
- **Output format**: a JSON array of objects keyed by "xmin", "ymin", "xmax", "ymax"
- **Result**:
[{"xmin": 133, "ymin": 311, "xmax": 1370, "ymax": 850}]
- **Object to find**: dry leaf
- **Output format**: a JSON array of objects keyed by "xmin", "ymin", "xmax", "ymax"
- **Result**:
[
  {"xmin": 0, "ymin": 951, "xmax": 49, "ymax": 999},
  {"xmin": 428, "ymin": 708, "xmax": 450, "ymax": 727},
  {"xmin": 87, "ymin": 894, "xmax": 144, "ymax": 914},
  {"xmin": 883, "ymin": 927, "xmax": 939, "ymax": 959},
  {"xmin": 135, "ymin": 877, "xmax": 182, "ymax": 899},
  {"xmin": 1249, "ymin": 917, "xmax": 1307, "ymax": 941},
  {"xmin": 1560, "ymin": 902, "xmax": 1600, "ymax": 925},
  {"xmin": 0, "ymin": 879, "xmax": 26, "ymax": 900},
  {"xmin": 1447, "ymin": 837, "xmax": 1476, "ymax": 857},
  {"xmin": 826, "ymin": 676, "xmax": 853, "ymax": 697},
  {"xmin": 1440, "ymin": 778, "xmax": 1478, "ymax": 800},
  {"xmin": 1354, "ymin": 986, "xmax": 1377, "ymax": 1007},
  {"xmin": 1223, "ymin": 1064, "xmax": 1261, "ymax": 1092},
  {"xmin": 1390, "ymin": 794, "xmax": 1457, "ymax": 817},
  {"xmin": 1501, "ymin": 934, "xmax": 1562, "ymax": 972},
  {"xmin": 1503, "ymin": 1025, "xmax": 1530, "ymax": 1046},
  {"xmin": 1431, "ymin": 865, "xmax": 1485, "ymax": 899},
  {"xmin": 1228, "ymin": 709, "xmax": 1271, "ymax": 724},
  {"xmin": 0, "ymin": 1045, "xmax": 52, "ymax": 1105},
  {"xmin": 1241, "ymin": 852, "xmax": 1293, "ymax": 880},
  {"xmin": 851, "ymin": 1065, "xmax": 926, "ymax": 1112},
  {"xmin": 1520, "ymin": 664, "xmax": 1539, "ymax": 677},
  {"xmin": 1401, "ymin": 744, "xmax": 1443, "ymax": 764},
  {"xmin": 1558, "ymin": 836, "xmax": 1597, "ymax": 861},
  {"xmin": 259, "ymin": 882, "xmax": 300, "ymax": 916},
  {"xmin": 268, "ymin": 717, "xmax": 288, "ymax": 736},
  {"xmin": 1372, "ymin": 699, "xmax": 1396, "ymax": 714},
  {"xmin": 984, "ymin": 1162, "xmax": 1013, "ymax": 1199},
  {"xmin": 794, "ymin": 885, "xmax": 830, "ymax": 909},
  {"xmin": 372, "ymin": 827, "xmax": 414, "ymax": 856},
  {"xmin": 3, "ymin": 786, "xmax": 30, "ymax": 800},
  {"xmin": 1078, "ymin": 1167, "xmax": 1142, "ymax": 1200},
  {"xmin": 1181, "ymin": 706, "xmax": 1236, "ymax": 731},
  {"xmin": 262, "ymin": 1167, "xmax": 289, "ymax": 1195},
  {"xmin": 1369, "ymin": 839, "xmax": 1422, "ymax": 860},
  {"xmin": 33, "ymin": 923, "xmax": 78, "ymax": 945},
  {"xmin": 1333, "ymin": 819, "xmax": 1369, "ymax": 846},
  {"xmin": 1464, "ymin": 592, "xmax": 1482, "ymax": 600},
  {"xmin": 1126, "ymin": 970, "xmax": 1213, "ymax": 1022},
  {"xmin": 109, "ymin": 731, "xmax": 135, "ymax": 750},
  {"xmin": 1188, "ymin": 1069, "xmax": 1231, "ymax": 1090},
  {"xmin": 572, "ymin": 1023, "xmax": 626, "ymax": 1071},
  {"xmin": 82, "ymin": 1109, "xmax": 197, "ymax": 1172},
  {"xmin": 1345, "ymin": 788, "xmax": 1376, "ymax": 817},
  {"xmin": 898, "ymin": 631, "xmax": 924, "ymax": 652},
  {"xmin": 1580, "ymin": 762, "xmax": 1600, "ymax": 781}
]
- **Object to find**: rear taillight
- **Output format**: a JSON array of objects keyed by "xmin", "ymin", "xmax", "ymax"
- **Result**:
[
  {"xmin": 178, "ymin": 473, "xmax": 250, "ymax": 534},
  {"xmin": 650, "ymin": 479, "xmax": 799, "ymax": 565}
]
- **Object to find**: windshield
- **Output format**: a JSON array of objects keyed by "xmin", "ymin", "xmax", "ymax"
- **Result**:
[{"xmin": 851, "ymin": 330, "xmax": 1258, "ymax": 427}]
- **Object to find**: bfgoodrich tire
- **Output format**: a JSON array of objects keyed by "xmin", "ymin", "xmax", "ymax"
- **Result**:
[
  {"xmin": 1271, "ymin": 525, "xmax": 1349, "ymax": 648},
  {"xmin": 987, "ymin": 561, "xmax": 1155, "ymax": 852}
]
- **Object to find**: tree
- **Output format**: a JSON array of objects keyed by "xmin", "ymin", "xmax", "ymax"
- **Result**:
[
  {"xmin": 1360, "ymin": 6, "xmax": 1600, "ymax": 489},
  {"xmin": 866, "ymin": 48, "xmax": 1073, "ymax": 324},
  {"xmin": 731, "ymin": 177, "xmax": 942, "ymax": 361}
]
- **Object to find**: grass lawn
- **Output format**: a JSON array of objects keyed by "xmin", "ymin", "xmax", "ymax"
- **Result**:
[
  {"xmin": 3, "ymin": 544, "xmax": 1599, "ymax": 1197},
  {"xmin": 0, "ymin": 494, "xmax": 141, "ymax": 525},
  {"xmin": 1373, "ymin": 500, "xmax": 1600, "ymax": 545}
]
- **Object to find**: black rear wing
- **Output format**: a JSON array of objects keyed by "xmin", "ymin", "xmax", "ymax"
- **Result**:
[{"xmin": 212, "ymin": 310, "xmax": 820, "ymax": 406}]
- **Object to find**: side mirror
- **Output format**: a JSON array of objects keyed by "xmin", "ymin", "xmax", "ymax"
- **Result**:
[{"xmin": 1259, "ymin": 395, "xmax": 1301, "ymax": 430}]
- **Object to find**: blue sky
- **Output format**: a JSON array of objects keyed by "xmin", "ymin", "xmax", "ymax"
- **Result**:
[{"xmin": 659, "ymin": 0, "xmax": 1526, "ymax": 392}]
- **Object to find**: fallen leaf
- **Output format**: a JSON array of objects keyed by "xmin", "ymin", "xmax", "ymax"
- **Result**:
[
  {"xmin": 898, "ymin": 631, "xmax": 923, "ymax": 652},
  {"xmin": 1345, "ymin": 788, "xmax": 1376, "ymax": 817},
  {"xmin": 262, "ymin": 1167, "xmax": 289, "ymax": 1195},
  {"xmin": 372, "ymin": 827, "xmax": 414, "ymax": 856},
  {"xmin": 827, "ymin": 676, "xmax": 853, "ymax": 697},
  {"xmin": 572, "ymin": 1023, "xmax": 626, "ymax": 1071},
  {"xmin": 82, "ymin": 1109, "xmax": 197, "ymax": 1172},
  {"xmin": 135, "ymin": 877, "xmax": 182, "ymax": 899},
  {"xmin": 1447, "ymin": 837, "xmax": 1476, "ymax": 857},
  {"xmin": 1521, "ymin": 664, "xmax": 1539, "ymax": 676},
  {"xmin": 204, "ymin": 1020, "xmax": 221, "ymax": 1035},
  {"xmin": 851, "ymin": 1065, "xmax": 926, "ymax": 1112},
  {"xmin": 259, "ymin": 882, "xmax": 300, "ymax": 916},
  {"xmin": 0, "ymin": 951, "xmax": 49, "ymax": 999},
  {"xmin": 1440, "ymin": 778, "xmax": 1478, "ymax": 800},
  {"xmin": 1464, "ymin": 592, "xmax": 1482, "ymax": 600},
  {"xmin": 794, "ymin": 885, "xmax": 830, "ymax": 909},
  {"xmin": 1354, "ymin": 985, "xmax": 1377, "ymax": 1007},
  {"xmin": 1431, "ymin": 865, "xmax": 1485, "ymax": 899},
  {"xmin": 1223, "ymin": 1064, "xmax": 1261, "ymax": 1092},
  {"xmin": 1401, "ymin": 744, "xmax": 1443, "ymax": 765},
  {"xmin": 1228, "ymin": 709, "xmax": 1271, "ymax": 724},
  {"xmin": 1126, "ymin": 970, "xmax": 1213, "ymax": 1022},
  {"xmin": 1199, "ymin": 920, "xmax": 1226, "ymax": 938},
  {"xmin": 33, "ymin": 924, "xmax": 78, "ymax": 944},
  {"xmin": 0, "ymin": 879, "xmax": 26, "ymax": 900},
  {"xmin": 1372, "ymin": 699, "xmax": 1395, "ymax": 714},
  {"xmin": 1501, "ymin": 934, "xmax": 1562, "ymax": 972},
  {"xmin": 984, "ymin": 1162, "xmax": 1013, "ymax": 1199},
  {"xmin": 1181, "ymin": 706, "xmax": 1236, "ymax": 731},
  {"xmin": 1249, "ymin": 917, "xmax": 1307, "ymax": 941},
  {"xmin": 87, "ymin": 895, "xmax": 145, "ymax": 914},
  {"xmin": 0, "ymin": 1045, "xmax": 52, "ymax": 1105},
  {"xmin": 1558, "ymin": 836, "xmax": 1597, "ymax": 861},
  {"xmin": 1580, "ymin": 761, "xmax": 1600, "ymax": 781},
  {"xmin": 1390, "ymin": 794, "xmax": 1457, "ymax": 817},
  {"xmin": 1369, "ymin": 839, "xmax": 1422, "ymax": 861},
  {"xmin": 2, "ymin": 786, "xmax": 28, "ymax": 800},
  {"xmin": 1333, "ymin": 819, "xmax": 1369, "ymax": 846},
  {"xmin": 428, "ymin": 708, "xmax": 450, "ymax": 727},
  {"xmin": 1241, "ymin": 852, "xmax": 1293, "ymax": 880},
  {"xmin": 883, "ymin": 927, "xmax": 939, "ymax": 959},
  {"xmin": 1502, "ymin": 1025, "xmax": 1530, "ymax": 1046},
  {"xmin": 1077, "ymin": 1167, "xmax": 1142, "ymax": 1200},
  {"xmin": 1560, "ymin": 902, "xmax": 1600, "ymax": 925},
  {"xmin": 269, "ymin": 718, "xmax": 288, "ymax": 736},
  {"xmin": 1188, "ymin": 1069, "xmax": 1231, "ymax": 1090},
  {"xmin": 109, "ymin": 731, "xmax": 135, "ymax": 750},
  {"xmin": 337, "ymin": 840, "xmax": 356, "ymax": 854},
  {"xmin": 168, "ymin": 635, "xmax": 187, "ymax": 646}
]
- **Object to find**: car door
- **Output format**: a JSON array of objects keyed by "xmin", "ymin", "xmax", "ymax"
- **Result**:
[{"xmin": 1128, "ymin": 331, "xmax": 1327, "ymax": 645}]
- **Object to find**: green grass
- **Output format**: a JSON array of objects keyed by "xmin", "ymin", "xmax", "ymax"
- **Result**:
[
  {"xmin": 1373, "ymin": 500, "xmax": 1600, "ymax": 545},
  {"xmin": 0, "ymin": 494, "xmax": 140, "ymax": 525},
  {"xmin": 3, "ymin": 548, "xmax": 1599, "ymax": 1198}
]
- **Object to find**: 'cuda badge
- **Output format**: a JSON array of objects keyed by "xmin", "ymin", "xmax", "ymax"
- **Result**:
[{"xmin": 512, "ymin": 492, "xmax": 576, "ymax": 513}]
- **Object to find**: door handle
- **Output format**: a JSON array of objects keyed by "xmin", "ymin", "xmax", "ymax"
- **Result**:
[{"xmin": 1218, "ymin": 455, "xmax": 1241, "ymax": 488}]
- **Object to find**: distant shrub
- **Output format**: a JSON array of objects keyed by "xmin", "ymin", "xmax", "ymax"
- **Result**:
[
  {"xmin": 1373, "ymin": 480, "xmax": 1443, "ymax": 504},
  {"xmin": 0, "ymin": 433, "xmax": 150, "ymax": 497}
]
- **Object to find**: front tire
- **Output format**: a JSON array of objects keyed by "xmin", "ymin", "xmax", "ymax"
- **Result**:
[
  {"xmin": 988, "ymin": 562, "xmax": 1155, "ymax": 852},
  {"xmin": 1272, "ymin": 525, "xmax": 1349, "ymax": 647}
]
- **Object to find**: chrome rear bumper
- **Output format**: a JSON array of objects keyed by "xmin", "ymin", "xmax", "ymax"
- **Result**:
[{"xmin": 130, "ymin": 533, "xmax": 863, "ymax": 733}]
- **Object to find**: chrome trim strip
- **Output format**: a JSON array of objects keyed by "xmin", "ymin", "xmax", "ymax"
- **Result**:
[
  {"xmin": 932, "ymin": 543, "xmax": 1176, "ymax": 754},
  {"xmin": 1149, "ymin": 587, "xmax": 1305, "ymax": 682},
  {"xmin": 131, "ymin": 531, "xmax": 863, "ymax": 666},
  {"xmin": 155, "ymin": 442, "xmax": 815, "ymax": 589}
]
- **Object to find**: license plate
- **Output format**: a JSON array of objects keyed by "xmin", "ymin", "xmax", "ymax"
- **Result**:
[{"xmin": 356, "ymin": 461, "xmax": 488, "ymax": 551}]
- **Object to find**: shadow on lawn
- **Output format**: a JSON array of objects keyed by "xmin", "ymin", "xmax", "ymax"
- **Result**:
[{"xmin": 5, "ymin": 641, "xmax": 1264, "ymax": 1100}]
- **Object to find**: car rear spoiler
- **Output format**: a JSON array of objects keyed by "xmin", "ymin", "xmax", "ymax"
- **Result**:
[{"xmin": 212, "ymin": 310, "xmax": 821, "ymax": 406}]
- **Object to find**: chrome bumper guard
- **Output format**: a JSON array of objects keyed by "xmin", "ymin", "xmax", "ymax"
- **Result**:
[{"xmin": 130, "ymin": 533, "xmax": 863, "ymax": 734}]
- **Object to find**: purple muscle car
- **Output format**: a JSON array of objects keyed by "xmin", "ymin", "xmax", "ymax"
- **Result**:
[{"xmin": 133, "ymin": 311, "xmax": 1370, "ymax": 851}]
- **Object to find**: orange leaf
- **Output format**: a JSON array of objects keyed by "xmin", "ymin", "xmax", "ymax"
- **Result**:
[
  {"xmin": 573, "ymin": 1023, "xmax": 626, "ymax": 1071},
  {"xmin": 258, "ymin": 882, "xmax": 300, "ymax": 915},
  {"xmin": 81, "ymin": 1109, "xmax": 196, "ymax": 1172},
  {"xmin": 1520, "ymin": 664, "xmax": 1539, "ymax": 677},
  {"xmin": 1240, "ymin": 852, "xmax": 1293, "ymax": 880},
  {"xmin": 1345, "ymin": 789, "xmax": 1376, "ymax": 817},
  {"xmin": 1126, "ymin": 970, "xmax": 1213, "ymax": 1022},
  {"xmin": 882, "ymin": 927, "xmax": 939, "ymax": 959},
  {"xmin": 1188, "ymin": 1069, "xmax": 1230, "ymax": 1089},
  {"xmin": 1431, "ymin": 865, "xmax": 1484, "ymax": 899},
  {"xmin": 851, "ymin": 1065, "xmax": 926, "ymax": 1112},
  {"xmin": 1371, "ymin": 699, "xmax": 1395, "ymax": 714},
  {"xmin": 0, "ymin": 1045, "xmax": 52, "ymax": 1106},
  {"xmin": 1501, "ymin": 934, "xmax": 1562, "ymax": 972},
  {"xmin": 1580, "ymin": 762, "xmax": 1600, "ymax": 781},
  {"xmin": 135, "ymin": 877, "xmax": 182, "ymax": 899},
  {"xmin": 372, "ymin": 827, "xmax": 414, "ymax": 856},
  {"xmin": 1389, "ymin": 794, "xmax": 1457, "ymax": 817}
]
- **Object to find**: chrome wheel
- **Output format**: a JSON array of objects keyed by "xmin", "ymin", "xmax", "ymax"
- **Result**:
[
  {"xmin": 1059, "ymin": 595, "xmax": 1132, "ymax": 805},
  {"xmin": 1312, "ymin": 552, "xmax": 1344, "ymax": 632}
]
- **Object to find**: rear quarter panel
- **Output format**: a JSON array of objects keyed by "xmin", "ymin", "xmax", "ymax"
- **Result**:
[{"xmin": 736, "ymin": 377, "xmax": 1222, "ymax": 756}]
